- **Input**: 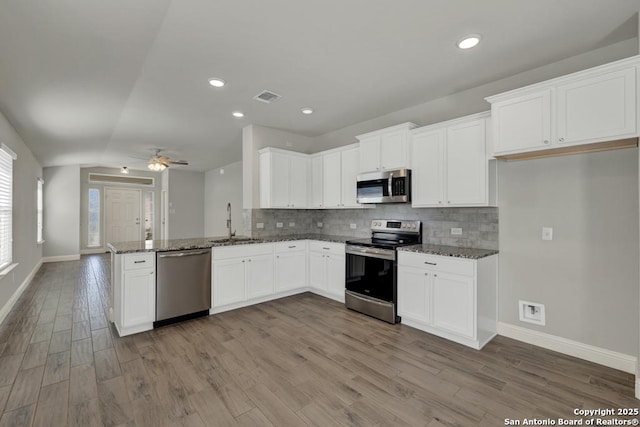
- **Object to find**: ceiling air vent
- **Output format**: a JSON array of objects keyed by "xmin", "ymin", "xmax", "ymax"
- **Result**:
[{"xmin": 253, "ymin": 90, "xmax": 282, "ymax": 104}]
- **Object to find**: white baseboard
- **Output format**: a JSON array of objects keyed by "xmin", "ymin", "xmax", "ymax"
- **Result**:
[
  {"xmin": 80, "ymin": 248, "xmax": 107, "ymax": 255},
  {"xmin": 0, "ymin": 259, "xmax": 43, "ymax": 325},
  {"xmin": 497, "ymin": 322, "xmax": 637, "ymax": 374},
  {"xmin": 42, "ymin": 254, "xmax": 80, "ymax": 263}
]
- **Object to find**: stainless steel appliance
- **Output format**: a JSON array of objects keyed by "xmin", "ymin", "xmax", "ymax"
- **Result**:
[
  {"xmin": 345, "ymin": 219, "xmax": 421, "ymax": 323},
  {"xmin": 155, "ymin": 248, "xmax": 211, "ymax": 327},
  {"xmin": 356, "ymin": 169, "xmax": 411, "ymax": 204}
]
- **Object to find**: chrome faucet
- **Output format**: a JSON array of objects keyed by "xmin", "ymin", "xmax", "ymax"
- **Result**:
[{"xmin": 227, "ymin": 202, "xmax": 236, "ymax": 240}]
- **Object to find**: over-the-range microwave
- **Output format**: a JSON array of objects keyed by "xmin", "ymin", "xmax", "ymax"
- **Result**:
[{"xmin": 356, "ymin": 169, "xmax": 411, "ymax": 204}]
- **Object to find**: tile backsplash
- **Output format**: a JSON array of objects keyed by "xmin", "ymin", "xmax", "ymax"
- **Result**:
[{"xmin": 247, "ymin": 205, "xmax": 498, "ymax": 250}]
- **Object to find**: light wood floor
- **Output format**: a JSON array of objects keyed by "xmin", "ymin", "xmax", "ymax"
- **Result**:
[{"xmin": 0, "ymin": 254, "xmax": 637, "ymax": 426}]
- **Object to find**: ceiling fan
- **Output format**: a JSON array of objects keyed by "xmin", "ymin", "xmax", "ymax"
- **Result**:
[{"xmin": 143, "ymin": 150, "xmax": 189, "ymax": 171}]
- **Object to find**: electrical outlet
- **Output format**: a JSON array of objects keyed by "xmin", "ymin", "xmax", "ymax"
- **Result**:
[
  {"xmin": 317, "ymin": 222, "xmax": 323, "ymax": 228},
  {"xmin": 289, "ymin": 222, "xmax": 295, "ymax": 227},
  {"xmin": 350, "ymin": 223, "xmax": 357, "ymax": 229},
  {"xmin": 276, "ymin": 222, "xmax": 283, "ymax": 228},
  {"xmin": 542, "ymin": 227, "xmax": 553, "ymax": 241},
  {"xmin": 256, "ymin": 222, "xmax": 264, "ymax": 229},
  {"xmin": 451, "ymin": 228, "xmax": 462, "ymax": 235},
  {"xmin": 519, "ymin": 300, "xmax": 545, "ymax": 325}
]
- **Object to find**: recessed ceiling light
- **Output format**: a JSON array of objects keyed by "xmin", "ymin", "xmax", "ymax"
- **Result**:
[
  {"xmin": 208, "ymin": 78, "xmax": 225, "ymax": 88},
  {"xmin": 457, "ymin": 34, "xmax": 481, "ymax": 49},
  {"xmin": 301, "ymin": 108, "xmax": 314, "ymax": 115},
  {"xmin": 232, "ymin": 111, "xmax": 244, "ymax": 118}
]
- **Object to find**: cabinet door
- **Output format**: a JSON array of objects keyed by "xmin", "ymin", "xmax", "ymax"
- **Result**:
[
  {"xmin": 492, "ymin": 89, "xmax": 552, "ymax": 154},
  {"xmin": 213, "ymin": 258, "xmax": 246, "ymax": 307},
  {"xmin": 411, "ymin": 129, "xmax": 445, "ymax": 207},
  {"xmin": 308, "ymin": 252, "xmax": 326, "ymax": 291},
  {"xmin": 340, "ymin": 147, "xmax": 359, "ymax": 208},
  {"xmin": 289, "ymin": 155, "xmax": 309, "ymax": 208},
  {"xmin": 380, "ymin": 130, "xmax": 406, "ymax": 170},
  {"xmin": 310, "ymin": 155, "xmax": 324, "ymax": 208},
  {"xmin": 122, "ymin": 268, "xmax": 155, "ymax": 327},
  {"xmin": 397, "ymin": 266, "xmax": 430, "ymax": 324},
  {"xmin": 322, "ymin": 151, "xmax": 342, "ymax": 208},
  {"xmin": 275, "ymin": 251, "xmax": 307, "ymax": 292},
  {"xmin": 432, "ymin": 272, "xmax": 474, "ymax": 339},
  {"xmin": 325, "ymin": 254, "xmax": 346, "ymax": 297},
  {"xmin": 270, "ymin": 152, "xmax": 290, "ymax": 208},
  {"xmin": 358, "ymin": 136, "xmax": 381, "ymax": 173},
  {"xmin": 446, "ymin": 119, "xmax": 487, "ymax": 205},
  {"xmin": 557, "ymin": 67, "xmax": 636, "ymax": 144},
  {"xmin": 246, "ymin": 254, "xmax": 274, "ymax": 299}
]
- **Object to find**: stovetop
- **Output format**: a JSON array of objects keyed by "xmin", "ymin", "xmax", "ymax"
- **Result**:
[
  {"xmin": 347, "ymin": 220, "xmax": 422, "ymax": 250},
  {"xmin": 346, "ymin": 238, "xmax": 418, "ymax": 250}
]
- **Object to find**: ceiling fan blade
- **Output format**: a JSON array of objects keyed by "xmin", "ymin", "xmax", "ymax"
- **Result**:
[{"xmin": 167, "ymin": 160, "xmax": 189, "ymax": 165}]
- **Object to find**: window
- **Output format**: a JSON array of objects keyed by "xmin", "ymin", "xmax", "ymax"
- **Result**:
[
  {"xmin": 88, "ymin": 188, "xmax": 100, "ymax": 247},
  {"xmin": 0, "ymin": 144, "xmax": 16, "ymax": 271},
  {"xmin": 144, "ymin": 191, "xmax": 154, "ymax": 240},
  {"xmin": 36, "ymin": 178, "xmax": 43, "ymax": 243}
]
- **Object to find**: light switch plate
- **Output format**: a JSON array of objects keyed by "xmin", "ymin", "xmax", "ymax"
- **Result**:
[
  {"xmin": 256, "ymin": 222, "xmax": 264, "ymax": 229},
  {"xmin": 317, "ymin": 222, "xmax": 323, "ymax": 228},
  {"xmin": 542, "ymin": 227, "xmax": 553, "ymax": 241},
  {"xmin": 451, "ymin": 228, "xmax": 462, "ymax": 235},
  {"xmin": 289, "ymin": 222, "xmax": 295, "ymax": 227},
  {"xmin": 276, "ymin": 222, "xmax": 283, "ymax": 228},
  {"xmin": 350, "ymin": 223, "xmax": 357, "ymax": 229}
]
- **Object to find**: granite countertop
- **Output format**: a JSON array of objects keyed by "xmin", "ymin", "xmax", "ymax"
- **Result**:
[
  {"xmin": 107, "ymin": 234, "xmax": 352, "ymax": 254},
  {"xmin": 398, "ymin": 243, "xmax": 498, "ymax": 260}
]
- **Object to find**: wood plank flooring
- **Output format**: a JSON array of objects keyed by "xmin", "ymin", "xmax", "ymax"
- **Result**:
[{"xmin": 0, "ymin": 254, "xmax": 637, "ymax": 426}]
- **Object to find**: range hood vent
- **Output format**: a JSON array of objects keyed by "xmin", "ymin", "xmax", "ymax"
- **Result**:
[{"xmin": 253, "ymin": 90, "xmax": 281, "ymax": 104}]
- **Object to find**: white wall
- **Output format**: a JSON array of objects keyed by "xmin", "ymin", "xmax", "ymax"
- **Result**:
[
  {"xmin": 204, "ymin": 161, "xmax": 242, "ymax": 237},
  {"xmin": 0, "ymin": 111, "xmax": 43, "ymax": 319},
  {"xmin": 498, "ymin": 149, "xmax": 638, "ymax": 356},
  {"xmin": 167, "ymin": 169, "xmax": 205, "ymax": 239},
  {"xmin": 43, "ymin": 165, "xmax": 80, "ymax": 258}
]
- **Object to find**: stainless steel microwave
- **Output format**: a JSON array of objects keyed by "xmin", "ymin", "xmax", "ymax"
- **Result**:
[{"xmin": 356, "ymin": 169, "xmax": 411, "ymax": 204}]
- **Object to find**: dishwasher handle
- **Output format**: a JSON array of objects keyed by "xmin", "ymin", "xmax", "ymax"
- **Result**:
[{"xmin": 158, "ymin": 250, "xmax": 210, "ymax": 258}]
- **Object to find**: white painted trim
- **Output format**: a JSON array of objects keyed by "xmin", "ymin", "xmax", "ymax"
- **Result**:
[
  {"xmin": 80, "ymin": 248, "xmax": 107, "ymax": 255},
  {"xmin": 498, "ymin": 322, "xmax": 637, "ymax": 374},
  {"xmin": 636, "ymin": 378, "xmax": 640, "ymax": 400},
  {"xmin": 0, "ymin": 259, "xmax": 42, "ymax": 325},
  {"xmin": 42, "ymin": 255, "xmax": 80, "ymax": 263}
]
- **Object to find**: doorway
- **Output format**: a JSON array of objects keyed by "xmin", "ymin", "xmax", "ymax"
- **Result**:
[{"xmin": 105, "ymin": 187, "xmax": 142, "ymax": 243}]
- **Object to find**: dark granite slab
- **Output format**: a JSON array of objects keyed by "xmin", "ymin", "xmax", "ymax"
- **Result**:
[
  {"xmin": 107, "ymin": 234, "xmax": 351, "ymax": 254},
  {"xmin": 398, "ymin": 244, "xmax": 498, "ymax": 260}
]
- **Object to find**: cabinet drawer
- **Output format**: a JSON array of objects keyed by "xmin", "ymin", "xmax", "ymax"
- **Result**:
[
  {"xmin": 213, "ymin": 243, "xmax": 274, "ymax": 260},
  {"xmin": 308, "ymin": 241, "xmax": 345, "ymax": 254},
  {"xmin": 274, "ymin": 241, "xmax": 307, "ymax": 253},
  {"xmin": 123, "ymin": 252, "xmax": 155, "ymax": 271},
  {"xmin": 398, "ymin": 251, "xmax": 474, "ymax": 276}
]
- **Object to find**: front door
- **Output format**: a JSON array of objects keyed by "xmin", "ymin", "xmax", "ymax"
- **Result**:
[{"xmin": 105, "ymin": 188, "xmax": 142, "ymax": 244}]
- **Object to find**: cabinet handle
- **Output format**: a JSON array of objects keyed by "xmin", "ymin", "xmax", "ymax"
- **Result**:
[
  {"xmin": 288, "ymin": 246, "xmax": 297, "ymax": 249},
  {"xmin": 434, "ymin": 274, "xmax": 438, "ymax": 277},
  {"xmin": 559, "ymin": 137, "xmax": 565, "ymax": 142},
  {"xmin": 543, "ymin": 140, "xmax": 549, "ymax": 144},
  {"xmin": 424, "ymin": 261, "xmax": 437, "ymax": 265},
  {"xmin": 424, "ymin": 273, "xmax": 428, "ymax": 276},
  {"xmin": 134, "ymin": 260, "xmax": 146, "ymax": 264},
  {"xmin": 322, "ymin": 247, "xmax": 330, "ymax": 250},
  {"xmin": 150, "ymin": 271, "xmax": 153, "ymax": 275},
  {"xmin": 242, "ymin": 260, "xmax": 245, "ymax": 263},
  {"xmin": 276, "ymin": 255, "xmax": 279, "ymax": 259},
  {"xmin": 438, "ymin": 201, "xmax": 442, "ymax": 204}
]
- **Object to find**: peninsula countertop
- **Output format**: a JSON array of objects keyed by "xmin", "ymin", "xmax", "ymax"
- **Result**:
[{"xmin": 397, "ymin": 243, "xmax": 498, "ymax": 260}]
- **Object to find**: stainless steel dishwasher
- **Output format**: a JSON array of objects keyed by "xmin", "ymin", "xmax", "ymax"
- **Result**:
[{"xmin": 155, "ymin": 248, "xmax": 211, "ymax": 327}]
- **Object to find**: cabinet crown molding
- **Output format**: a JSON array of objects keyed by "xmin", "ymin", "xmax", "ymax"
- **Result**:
[
  {"xmin": 411, "ymin": 111, "xmax": 490, "ymax": 136},
  {"xmin": 356, "ymin": 122, "xmax": 417, "ymax": 140}
]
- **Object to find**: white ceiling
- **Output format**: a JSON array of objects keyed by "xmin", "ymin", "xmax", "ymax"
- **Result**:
[{"xmin": 0, "ymin": 0, "xmax": 639, "ymax": 172}]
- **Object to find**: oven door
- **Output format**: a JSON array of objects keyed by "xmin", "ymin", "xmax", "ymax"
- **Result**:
[{"xmin": 345, "ymin": 246, "xmax": 396, "ymax": 302}]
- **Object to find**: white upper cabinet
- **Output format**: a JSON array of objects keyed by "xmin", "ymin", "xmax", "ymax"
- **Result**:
[
  {"xmin": 487, "ymin": 57, "xmax": 639, "ymax": 157},
  {"xmin": 411, "ymin": 112, "xmax": 494, "ymax": 207},
  {"xmin": 321, "ymin": 144, "xmax": 363, "ymax": 208},
  {"xmin": 356, "ymin": 123, "xmax": 417, "ymax": 173},
  {"xmin": 309, "ymin": 155, "xmax": 324, "ymax": 208},
  {"xmin": 322, "ymin": 151, "xmax": 342, "ymax": 208},
  {"xmin": 340, "ymin": 146, "xmax": 359, "ymax": 207},
  {"xmin": 259, "ymin": 148, "xmax": 309, "ymax": 209}
]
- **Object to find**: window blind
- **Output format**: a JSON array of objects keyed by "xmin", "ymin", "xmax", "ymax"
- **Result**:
[
  {"xmin": 0, "ymin": 144, "xmax": 16, "ymax": 271},
  {"xmin": 37, "ymin": 178, "xmax": 43, "ymax": 243}
]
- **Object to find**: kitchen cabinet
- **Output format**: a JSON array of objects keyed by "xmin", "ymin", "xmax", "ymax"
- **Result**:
[
  {"xmin": 259, "ymin": 148, "xmax": 309, "ymax": 208},
  {"xmin": 397, "ymin": 251, "xmax": 497, "ymax": 349},
  {"xmin": 111, "ymin": 252, "xmax": 155, "ymax": 337},
  {"xmin": 212, "ymin": 244, "xmax": 274, "ymax": 309},
  {"xmin": 411, "ymin": 113, "xmax": 494, "ymax": 207},
  {"xmin": 274, "ymin": 241, "xmax": 307, "ymax": 292},
  {"xmin": 356, "ymin": 122, "xmax": 417, "ymax": 173},
  {"xmin": 309, "ymin": 155, "xmax": 324, "ymax": 208},
  {"xmin": 487, "ymin": 57, "xmax": 639, "ymax": 158},
  {"xmin": 308, "ymin": 241, "xmax": 345, "ymax": 301},
  {"xmin": 321, "ymin": 144, "xmax": 362, "ymax": 208}
]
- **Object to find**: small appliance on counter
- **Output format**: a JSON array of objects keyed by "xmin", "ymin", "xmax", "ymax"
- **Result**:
[
  {"xmin": 345, "ymin": 219, "xmax": 421, "ymax": 323},
  {"xmin": 356, "ymin": 169, "xmax": 411, "ymax": 204}
]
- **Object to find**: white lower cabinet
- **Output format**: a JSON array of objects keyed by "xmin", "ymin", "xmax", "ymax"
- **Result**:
[
  {"xmin": 397, "ymin": 251, "xmax": 497, "ymax": 349},
  {"xmin": 308, "ymin": 241, "xmax": 345, "ymax": 301},
  {"xmin": 112, "ymin": 252, "xmax": 155, "ymax": 337},
  {"xmin": 212, "ymin": 244, "xmax": 274, "ymax": 310},
  {"xmin": 274, "ymin": 241, "xmax": 307, "ymax": 292}
]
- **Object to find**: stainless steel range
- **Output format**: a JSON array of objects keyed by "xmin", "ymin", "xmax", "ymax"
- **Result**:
[{"xmin": 345, "ymin": 219, "xmax": 421, "ymax": 323}]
